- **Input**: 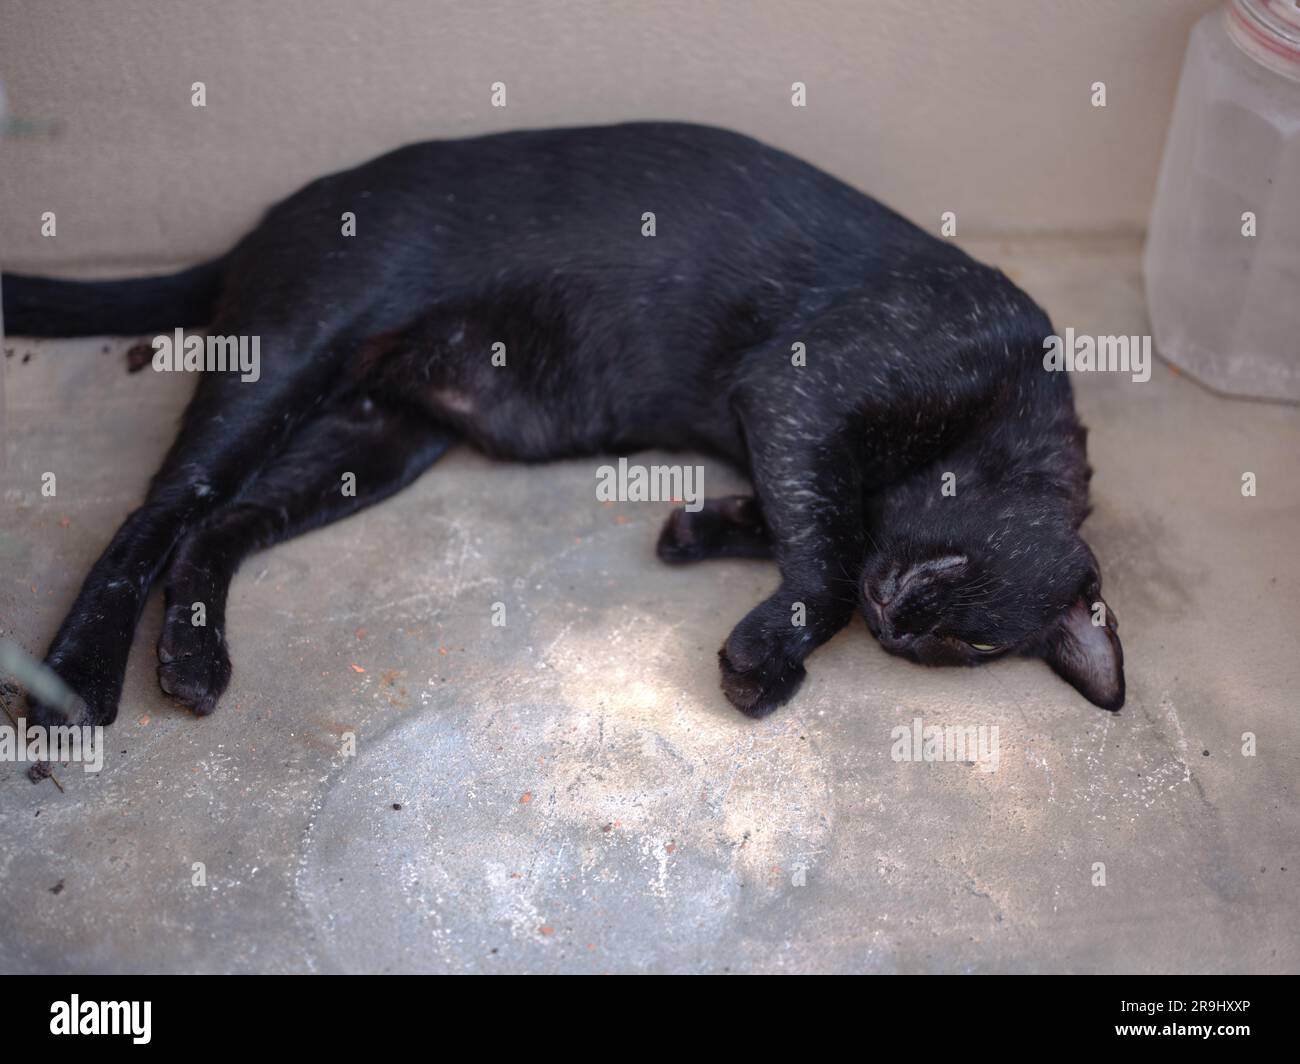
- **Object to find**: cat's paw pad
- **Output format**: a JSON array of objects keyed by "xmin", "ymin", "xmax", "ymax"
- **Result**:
[
  {"xmin": 718, "ymin": 636, "xmax": 806, "ymax": 718},
  {"xmin": 157, "ymin": 607, "xmax": 231, "ymax": 716}
]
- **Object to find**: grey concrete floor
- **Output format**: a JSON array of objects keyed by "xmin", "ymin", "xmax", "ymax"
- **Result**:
[{"xmin": 1, "ymin": 236, "xmax": 1297, "ymax": 973}]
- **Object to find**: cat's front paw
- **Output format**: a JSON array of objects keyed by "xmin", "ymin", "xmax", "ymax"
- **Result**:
[{"xmin": 718, "ymin": 627, "xmax": 806, "ymax": 718}]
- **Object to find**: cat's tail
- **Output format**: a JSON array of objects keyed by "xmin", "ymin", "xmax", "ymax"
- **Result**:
[{"xmin": 1, "ymin": 255, "xmax": 229, "ymax": 337}]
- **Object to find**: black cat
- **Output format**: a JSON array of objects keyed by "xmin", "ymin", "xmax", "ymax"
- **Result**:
[{"xmin": 4, "ymin": 121, "xmax": 1124, "ymax": 728}]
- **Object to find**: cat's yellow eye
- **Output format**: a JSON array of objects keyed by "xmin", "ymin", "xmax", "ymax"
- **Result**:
[{"xmin": 968, "ymin": 642, "xmax": 997, "ymax": 652}]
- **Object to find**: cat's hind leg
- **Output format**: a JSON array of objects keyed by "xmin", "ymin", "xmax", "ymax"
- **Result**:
[
  {"xmin": 655, "ymin": 495, "xmax": 772, "ymax": 563},
  {"xmin": 27, "ymin": 319, "xmax": 351, "ymax": 729},
  {"xmin": 156, "ymin": 393, "xmax": 455, "ymax": 715}
]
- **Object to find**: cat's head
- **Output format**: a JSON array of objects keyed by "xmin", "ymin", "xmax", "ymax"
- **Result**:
[{"xmin": 860, "ymin": 484, "xmax": 1124, "ymax": 710}]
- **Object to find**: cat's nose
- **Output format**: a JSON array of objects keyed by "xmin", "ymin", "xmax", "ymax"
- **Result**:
[
  {"xmin": 864, "ymin": 590, "xmax": 913, "ymax": 650},
  {"xmin": 864, "ymin": 594, "xmax": 908, "ymax": 648}
]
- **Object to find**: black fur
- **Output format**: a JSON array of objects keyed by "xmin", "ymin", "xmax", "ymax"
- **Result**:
[{"xmin": 3, "ymin": 121, "xmax": 1124, "ymax": 729}]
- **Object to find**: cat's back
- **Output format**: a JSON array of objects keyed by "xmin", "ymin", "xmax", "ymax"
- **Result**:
[
  {"xmin": 380, "ymin": 122, "xmax": 870, "ymax": 212},
  {"xmin": 287, "ymin": 122, "xmax": 919, "ymax": 271}
]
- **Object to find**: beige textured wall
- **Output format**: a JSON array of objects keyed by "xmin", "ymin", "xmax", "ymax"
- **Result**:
[{"xmin": 0, "ymin": 0, "xmax": 1217, "ymax": 273}]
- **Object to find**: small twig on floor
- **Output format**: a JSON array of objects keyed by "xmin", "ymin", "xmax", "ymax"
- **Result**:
[
  {"xmin": 0, "ymin": 641, "xmax": 69, "ymax": 791},
  {"xmin": 0, "ymin": 639, "xmax": 79, "ymax": 716}
]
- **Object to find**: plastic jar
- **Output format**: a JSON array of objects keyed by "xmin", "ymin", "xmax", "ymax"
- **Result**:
[{"xmin": 1143, "ymin": 0, "xmax": 1300, "ymax": 401}]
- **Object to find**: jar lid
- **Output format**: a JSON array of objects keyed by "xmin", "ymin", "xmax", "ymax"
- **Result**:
[{"xmin": 1228, "ymin": 0, "xmax": 1300, "ymax": 81}]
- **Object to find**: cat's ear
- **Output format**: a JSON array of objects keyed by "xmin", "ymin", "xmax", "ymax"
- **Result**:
[{"xmin": 1042, "ymin": 593, "xmax": 1125, "ymax": 711}]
